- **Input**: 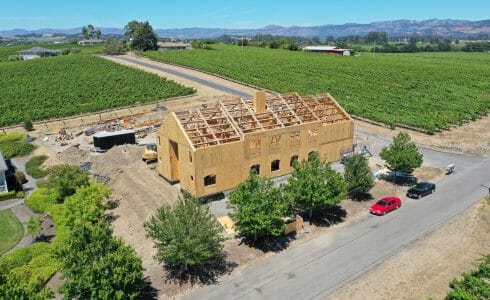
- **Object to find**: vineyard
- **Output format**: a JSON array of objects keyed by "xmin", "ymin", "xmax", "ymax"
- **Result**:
[
  {"xmin": 0, "ymin": 55, "xmax": 194, "ymax": 126},
  {"xmin": 141, "ymin": 45, "xmax": 490, "ymax": 132}
]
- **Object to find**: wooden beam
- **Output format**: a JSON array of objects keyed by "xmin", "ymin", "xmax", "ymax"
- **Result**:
[{"xmin": 197, "ymin": 109, "xmax": 219, "ymax": 145}]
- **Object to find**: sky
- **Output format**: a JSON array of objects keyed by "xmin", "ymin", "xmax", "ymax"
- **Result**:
[{"xmin": 1, "ymin": 0, "xmax": 489, "ymax": 30}]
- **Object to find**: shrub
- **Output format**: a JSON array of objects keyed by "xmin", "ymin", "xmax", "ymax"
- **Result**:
[
  {"xmin": 0, "ymin": 191, "xmax": 16, "ymax": 201},
  {"xmin": 25, "ymin": 188, "xmax": 59, "ymax": 213},
  {"xmin": 25, "ymin": 155, "xmax": 49, "ymax": 179},
  {"xmin": 37, "ymin": 165, "xmax": 89, "ymax": 201},
  {"xmin": 23, "ymin": 120, "xmax": 34, "ymax": 131},
  {"xmin": 0, "ymin": 133, "xmax": 36, "ymax": 159}
]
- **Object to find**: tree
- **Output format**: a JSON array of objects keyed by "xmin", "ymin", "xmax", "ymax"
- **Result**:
[
  {"xmin": 124, "ymin": 20, "xmax": 158, "ymax": 51},
  {"xmin": 446, "ymin": 254, "xmax": 490, "ymax": 300},
  {"xmin": 103, "ymin": 37, "xmax": 127, "ymax": 55},
  {"xmin": 57, "ymin": 222, "xmax": 145, "ymax": 299},
  {"xmin": 37, "ymin": 165, "xmax": 89, "ymax": 201},
  {"xmin": 23, "ymin": 120, "xmax": 33, "ymax": 131},
  {"xmin": 344, "ymin": 154, "xmax": 374, "ymax": 199},
  {"xmin": 81, "ymin": 24, "xmax": 97, "ymax": 39},
  {"xmin": 144, "ymin": 193, "xmax": 224, "ymax": 271},
  {"xmin": 380, "ymin": 132, "xmax": 423, "ymax": 174},
  {"xmin": 286, "ymin": 152, "xmax": 346, "ymax": 222},
  {"xmin": 26, "ymin": 216, "xmax": 42, "ymax": 238},
  {"xmin": 229, "ymin": 171, "xmax": 292, "ymax": 240}
]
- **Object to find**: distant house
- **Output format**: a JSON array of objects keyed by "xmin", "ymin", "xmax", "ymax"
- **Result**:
[
  {"xmin": 78, "ymin": 39, "xmax": 104, "ymax": 45},
  {"xmin": 302, "ymin": 46, "xmax": 351, "ymax": 56},
  {"xmin": 0, "ymin": 151, "xmax": 8, "ymax": 194},
  {"xmin": 157, "ymin": 42, "xmax": 191, "ymax": 51},
  {"xmin": 17, "ymin": 47, "xmax": 62, "ymax": 60}
]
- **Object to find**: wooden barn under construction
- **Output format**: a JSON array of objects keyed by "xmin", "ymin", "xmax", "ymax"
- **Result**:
[{"xmin": 156, "ymin": 91, "xmax": 354, "ymax": 197}]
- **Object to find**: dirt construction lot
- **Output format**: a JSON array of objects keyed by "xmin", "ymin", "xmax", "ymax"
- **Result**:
[{"xmin": 332, "ymin": 197, "xmax": 490, "ymax": 300}]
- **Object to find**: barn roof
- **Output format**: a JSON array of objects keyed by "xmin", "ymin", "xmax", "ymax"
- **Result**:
[
  {"xmin": 173, "ymin": 93, "xmax": 351, "ymax": 149},
  {"xmin": 303, "ymin": 46, "xmax": 351, "ymax": 51},
  {"xmin": 17, "ymin": 47, "xmax": 62, "ymax": 54}
]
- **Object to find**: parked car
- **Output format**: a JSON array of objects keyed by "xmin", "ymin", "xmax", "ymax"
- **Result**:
[
  {"xmin": 370, "ymin": 196, "xmax": 402, "ymax": 215},
  {"xmin": 381, "ymin": 171, "xmax": 417, "ymax": 185},
  {"xmin": 406, "ymin": 182, "xmax": 436, "ymax": 199}
]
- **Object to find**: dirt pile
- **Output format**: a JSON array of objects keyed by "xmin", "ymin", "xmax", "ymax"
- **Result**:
[
  {"xmin": 53, "ymin": 146, "xmax": 90, "ymax": 166},
  {"xmin": 90, "ymin": 144, "xmax": 143, "ymax": 176}
]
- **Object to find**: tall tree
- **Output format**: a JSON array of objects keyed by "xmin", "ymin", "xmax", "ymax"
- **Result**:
[
  {"xmin": 229, "ymin": 171, "xmax": 292, "ymax": 240},
  {"xmin": 81, "ymin": 24, "xmax": 97, "ymax": 39},
  {"xmin": 286, "ymin": 152, "xmax": 346, "ymax": 221},
  {"xmin": 145, "ymin": 193, "xmax": 224, "ymax": 271},
  {"xmin": 344, "ymin": 154, "xmax": 374, "ymax": 199},
  {"xmin": 57, "ymin": 222, "xmax": 145, "ymax": 299},
  {"xmin": 124, "ymin": 20, "xmax": 158, "ymax": 51},
  {"xmin": 380, "ymin": 132, "xmax": 423, "ymax": 173}
]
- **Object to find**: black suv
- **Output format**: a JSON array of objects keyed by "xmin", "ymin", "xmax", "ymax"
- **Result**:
[{"xmin": 406, "ymin": 182, "xmax": 436, "ymax": 199}]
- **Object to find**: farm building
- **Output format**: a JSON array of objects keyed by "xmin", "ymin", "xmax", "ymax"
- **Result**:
[
  {"xmin": 157, "ymin": 42, "xmax": 191, "ymax": 50},
  {"xmin": 0, "ymin": 151, "xmax": 8, "ymax": 194},
  {"xmin": 78, "ymin": 39, "xmax": 104, "ymax": 45},
  {"xmin": 303, "ymin": 46, "xmax": 351, "ymax": 56},
  {"xmin": 17, "ymin": 47, "xmax": 62, "ymax": 60},
  {"xmin": 157, "ymin": 91, "xmax": 354, "ymax": 197}
]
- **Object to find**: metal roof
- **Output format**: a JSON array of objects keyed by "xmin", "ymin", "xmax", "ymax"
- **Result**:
[
  {"xmin": 93, "ymin": 130, "xmax": 135, "ymax": 138},
  {"xmin": 0, "ymin": 150, "xmax": 7, "ymax": 172},
  {"xmin": 157, "ymin": 42, "xmax": 191, "ymax": 48},
  {"xmin": 302, "ymin": 46, "xmax": 351, "ymax": 51},
  {"xmin": 17, "ymin": 47, "xmax": 62, "ymax": 54}
]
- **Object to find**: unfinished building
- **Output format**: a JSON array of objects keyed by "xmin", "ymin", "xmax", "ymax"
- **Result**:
[{"xmin": 156, "ymin": 91, "xmax": 354, "ymax": 197}]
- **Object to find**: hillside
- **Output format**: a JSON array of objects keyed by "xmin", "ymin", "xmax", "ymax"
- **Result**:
[{"xmin": 1, "ymin": 19, "xmax": 489, "ymax": 39}]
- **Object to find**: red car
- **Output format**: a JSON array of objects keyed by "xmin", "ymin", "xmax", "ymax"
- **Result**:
[{"xmin": 370, "ymin": 196, "xmax": 402, "ymax": 215}]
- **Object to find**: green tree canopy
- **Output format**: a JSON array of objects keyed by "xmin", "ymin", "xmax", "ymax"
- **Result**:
[
  {"xmin": 144, "ymin": 193, "xmax": 224, "ymax": 271},
  {"xmin": 286, "ymin": 152, "xmax": 346, "ymax": 221},
  {"xmin": 81, "ymin": 24, "xmax": 100, "ymax": 40},
  {"xmin": 380, "ymin": 132, "xmax": 423, "ymax": 173},
  {"xmin": 37, "ymin": 165, "xmax": 89, "ymax": 201},
  {"xmin": 229, "ymin": 171, "xmax": 293, "ymax": 240},
  {"xmin": 57, "ymin": 222, "xmax": 145, "ymax": 299},
  {"xmin": 104, "ymin": 37, "xmax": 127, "ymax": 55},
  {"xmin": 344, "ymin": 154, "xmax": 374, "ymax": 199},
  {"xmin": 446, "ymin": 254, "xmax": 490, "ymax": 300},
  {"xmin": 124, "ymin": 20, "xmax": 158, "ymax": 51}
]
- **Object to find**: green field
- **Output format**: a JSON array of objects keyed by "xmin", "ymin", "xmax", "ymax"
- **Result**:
[
  {"xmin": 0, "ymin": 55, "xmax": 194, "ymax": 126},
  {"xmin": 141, "ymin": 45, "xmax": 490, "ymax": 132},
  {"xmin": 0, "ymin": 210, "xmax": 24, "ymax": 255}
]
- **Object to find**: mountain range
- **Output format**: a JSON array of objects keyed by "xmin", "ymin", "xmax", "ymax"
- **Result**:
[{"xmin": 1, "ymin": 19, "xmax": 489, "ymax": 39}]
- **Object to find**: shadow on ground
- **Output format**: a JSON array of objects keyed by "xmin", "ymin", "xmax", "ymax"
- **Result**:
[
  {"xmin": 164, "ymin": 252, "xmax": 237, "ymax": 286},
  {"xmin": 350, "ymin": 193, "xmax": 374, "ymax": 202},
  {"xmin": 303, "ymin": 205, "xmax": 347, "ymax": 227},
  {"xmin": 239, "ymin": 233, "xmax": 297, "ymax": 253},
  {"xmin": 140, "ymin": 278, "xmax": 158, "ymax": 300}
]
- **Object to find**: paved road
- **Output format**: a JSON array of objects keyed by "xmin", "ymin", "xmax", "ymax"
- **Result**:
[
  {"xmin": 190, "ymin": 144, "xmax": 489, "ymax": 299},
  {"xmin": 101, "ymin": 55, "xmax": 252, "ymax": 99}
]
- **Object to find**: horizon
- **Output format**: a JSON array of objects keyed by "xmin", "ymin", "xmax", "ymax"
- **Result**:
[
  {"xmin": 1, "ymin": 17, "xmax": 490, "ymax": 32},
  {"xmin": 1, "ymin": 0, "xmax": 489, "ymax": 31}
]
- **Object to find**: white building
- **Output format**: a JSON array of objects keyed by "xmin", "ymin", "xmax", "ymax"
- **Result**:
[
  {"xmin": 302, "ymin": 46, "xmax": 351, "ymax": 56},
  {"xmin": 0, "ymin": 151, "xmax": 8, "ymax": 194}
]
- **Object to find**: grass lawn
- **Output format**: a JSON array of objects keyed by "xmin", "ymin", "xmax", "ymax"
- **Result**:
[{"xmin": 0, "ymin": 209, "xmax": 24, "ymax": 255}]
